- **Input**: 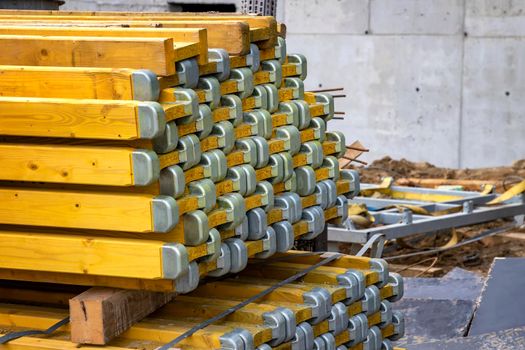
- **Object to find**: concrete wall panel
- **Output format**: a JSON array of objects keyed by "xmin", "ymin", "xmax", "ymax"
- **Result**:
[
  {"xmin": 461, "ymin": 38, "xmax": 525, "ymax": 167},
  {"xmin": 283, "ymin": 0, "xmax": 369, "ymax": 34},
  {"xmin": 287, "ymin": 34, "xmax": 463, "ymax": 167},
  {"xmin": 370, "ymin": 0, "xmax": 464, "ymax": 34},
  {"xmin": 466, "ymin": 0, "xmax": 525, "ymax": 36}
]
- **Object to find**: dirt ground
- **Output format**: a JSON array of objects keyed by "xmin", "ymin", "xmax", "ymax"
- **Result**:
[{"xmin": 344, "ymin": 157, "xmax": 525, "ymax": 277}]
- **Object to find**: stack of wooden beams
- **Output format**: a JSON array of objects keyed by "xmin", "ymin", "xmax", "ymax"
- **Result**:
[
  {"xmin": 0, "ymin": 9, "xmax": 403, "ymax": 350},
  {"xmin": 0, "ymin": 252, "xmax": 405, "ymax": 350}
]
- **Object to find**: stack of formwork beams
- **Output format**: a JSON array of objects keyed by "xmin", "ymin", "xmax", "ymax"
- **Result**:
[{"xmin": 0, "ymin": 9, "xmax": 403, "ymax": 350}]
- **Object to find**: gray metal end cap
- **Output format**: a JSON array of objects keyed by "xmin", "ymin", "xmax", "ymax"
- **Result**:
[
  {"xmin": 175, "ymin": 58, "xmax": 199, "ymax": 89},
  {"xmin": 161, "ymin": 242, "xmax": 189, "ymax": 279},
  {"xmin": 132, "ymin": 69, "xmax": 160, "ymax": 101},
  {"xmin": 152, "ymin": 195, "xmax": 179, "ymax": 233},
  {"xmin": 328, "ymin": 302, "xmax": 350, "ymax": 336},
  {"xmin": 379, "ymin": 300, "xmax": 393, "ymax": 326},
  {"xmin": 288, "ymin": 53, "xmax": 308, "ymax": 81},
  {"xmin": 263, "ymin": 310, "xmax": 287, "ymax": 346},
  {"xmin": 390, "ymin": 311, "xmax": 405, "ymax": 340},
  {"xmin": 320, "ymin": 333, "xmax": 336, "ymax": 350},
  {"xmin": 262, "ymin": 59, "xmax": 283, "ymax": 88},
  {"xmin": 183, "ymin": 210, "xmax": 210, "ymax": 246},
  {"xmin": 253, "ymin": 85, "xmax": 269, "ymax": 110},
  {"xmin": 247, "ymin": 207, "xmax": 268, "ymax": 240},
  {"xmin": 370, "ymin": 258, "xmax": 389, "ymax": 288},
  {"xmin": 175, "ymin": 261, "xmax": 200, "ymax": 294},
  {"xmin": 152, "ymin": 120, "xmax": 179, "ymax": 154},
  {"xmin": 173, "ymin": 88, "xmax": 199, "ymax": 121},
  {"xmin": 347, "ymin": 314, "xmax": 368, "ymax": 346},
  {"xmin": 275, "ymin": 307, "xmax": 297, "ymax": 343},
  {"xmin": 202, "ymin": 228, "xmax": 222, "ymax": 262},
  {"xmin": 337, "ymin": 346, "xmax": 348, "ymax": 350},
  {"xmin": 223, "ymin": 328, "xmax": 256, "ymax": 350},
  {"xmin": 286, "ymin": 77, "xmax": 305, "ymax": 100},
  {"xmin": 208, "ymin": 48, "xmax": 231, "ymax": 81},
  {"xmin": 225, "ymin": 238, "xmax": 248, "ymax": 273},
  {"xmin": 362, "ymin": 285, "xmax": 381, "ymax": 315},
  {"xmin": 198, "ymin": 76, "xmax": 221, "ymax": 109},
  {"xmin": 159, "ymin": 165, "xmax": 185, "ymax": 199},
  {"xmin": 345, "ymin": 270, "xmax": 366, "ymax": 299},
  {"xmin": 313, "ymin": 337, "xmax": 326, "ymax": 350},
  {"xmin": 381, "ymin": 339, "xmax": 393, "ymax": 350},
  {"xmin": 276, "ymin": 36, "xmax": 287, "ymax": 63},
  {"xmin": 131, "ymin": 149, "xmax": 160, "ymax": 186},
  {"xmin": 137, "ymin": 102, "xmax": 166, "ymax": 139},
  {"xmin": 221, "ymin": 94, "xmax": 243, "ymax": 126},
  {"xmin": 296, "ymin": 322, "xmax": 314, "ymax": 350},
  {"xmin": 254, "ymin": 226, "xmax": 277, "ymax": 259},
  {"xmin": 241, "ymin": 165, "xmax": 258, "ymax": 196},
  {"xmin": 387, "ymin": 272, "xmax": 404, "ymax": 302},
  {"xmin": 235, "ymin": 215, "xmax": 249, "ymax": 241},
  {"xmin": 263, "ymin": 84, "xmax": 279, "ymax": 113},
  {"xmin": 336, "ymin": 272, "xmax": 360, "ymax": 305},
  {"xmin": 256, "ymin": 180, "xmax": 274, "ymax": 211},
  {"xmin": 291, "ymin": 99, "xmax": 311, "ymax": 130},
  {"xmin": 195, "ymin": 104, "xmax": 214, "ymax": 139},
  {"xmin": 278, "ymin": 101, "xmax": 300, "ymax": 127},
  {"xmin": 295, "ymin": 166, "xmax": 316, "ymax": 196},
  {"xmin": 310, "ymin": 117, "xmax": 327, "ymax": 143},
  {"xmin": 231, "ymin": 68, "xmax": 255, "ymax": 99},
  {"xmin": 303, "ymin": 287, "xmax": 332, "ymax": 324},
  {"xmin": 363, "ymin": 326, "xmax": 382, "ymax": 350},
  {"xmin": 248, "ymin": 43, "xmax": 261, "ymax": 72},
  {"xmin": 340, "ymin": 170, "xmax": 361, "ymax": 198},
  {"xmin": 208, "ymin": 243, "xmax": 232, "ymax": 277},
  {"xmin": 315, "ymin": 92, "xmax": 334, "ymax": 120},
  {"xmin": 252, "ymin": 136, "xmax": 270, "ymax": 168},
  {"xmin": 273, "ymin": 220, "xmax": 294, "ymax": 252},
  {"xmin": 201, "ymin": 149, "xmax": 228, "ymax": 182},
  {"xmin": 257, "ymin": 345, "xmax": 273, "ymax": 350}
]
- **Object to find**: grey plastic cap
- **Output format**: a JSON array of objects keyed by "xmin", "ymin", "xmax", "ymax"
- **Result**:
[
  {"xmin": 152, "ymin": 195, "xmax": 179, "ymax": 233},
  {"xmin": 161, "ymin": 242, "xmax": 189, "ymax": 279},
  {"xmin": 131, "ymin": 69, "xmax": 160, "ymax": 101},
  {"xmin": 137, "ymin": 102, "xmax": 165, "ymax": 139},
  {"xmin": 159, "ymin": 165, "xmax": 185, "ymax": 198},
  {"xmin": 131, "ymin": 149, "xmax": 160, "ymax": 186}
]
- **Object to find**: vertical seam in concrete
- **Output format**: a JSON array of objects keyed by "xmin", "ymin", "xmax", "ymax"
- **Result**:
[
  {"xmin": 458, "ymin": 0, "xmax": 467, "ymax": 168},
  {"xmin": 367, "ymin": 0, "xmax": 372, "ymax": 33}
]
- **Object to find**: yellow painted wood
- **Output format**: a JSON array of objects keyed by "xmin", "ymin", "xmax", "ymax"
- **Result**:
[
  {"xmin": 230, "ymin": 55, "xmax": 247, "ymax": 69},
  {"xmin": 0, "ymin": 65, "xmax": 138, "ymax": 100},
  {"xmin": 0, "ymin": 333, "xmax": 130, "ymax": 349},
  {"xmin": 0, "ymin": 18, "xmax": 250, "ymax": 56},
  {"xmin": 336, "ymin": 179, "xmax": 351, "ymax": 195},
  {"xmin": 212, "ymin": 107, "xmax": 231, "ymax": 123},
  {"xmin": 249, "ymin": 27, "xmax": 271, "ymax": 43},
  {"xmin": 273, "ymin": 182, "xmax": 286, "ymax": 194},
  {"xmin": 302, "ymin": 194, "xmax": 318, "ymax": 208},
  {"xmin": 0, "ymin": 97, "xmax": 148, "ymax": 140},
  {"xmin": 278, "ymin": 87, "xmax": 294, "ymax": 101},
  {"xmin": 273, "ymin": 251, "xmax": 374, "ymax": 273},
  {"xmin": 325, "ymin": 206, "xmax": 339, "ymax": 221},
  {"xmin": 271, "ymin": 113, "xmax": 289, "ymax": 127},
  {"xmin": 200, "ymin": 135, "xmax": 219, "ymax": 153},
  {"xmin": 0, "ymin": 230, "xmax": 167, "ymax": 279},
  {"xmin": 282, "ymin": 63, "xmax": 298, "ymax": 77},
  {"xmin": 323, "ymin": 141, "xmax": 338, "ymax": 156},
  {"xmin": 268, "ymin": 139, "xmax": 286, "ymax": 154},
  {"xmin": 0, "ymin": 25, "xmax": 208, "ymax": 64},
  {"xmin": 267, "ymin": 208, "xmax": 284, "ymax": 225},
  {"xmin": 226, "ymin": 150, "xmax": 245, "ymax": 167},
  {"xmin": 255, "ymin": 165, "xmax": 273, "ymax": 182},
  {"xmin": 315, "ymin": 167, "xmax": 330, "ymax": 181},
  {"xmin": 309, "ymin": 103, "xmax": 326, "ymax": 117},
  {"xmin": 293, "ymin": 220, "xmax": 309, "ymax": 238},
  {"xmin": 0, "ymin": 35, "xmax": 179, "ymax": 76},
  {"xmin": 0, "ymin": 187, "xmax": 156, "ymax": 232},
  {"xmin": 0, "ymin": 143, "xmax": 139, "ymax": 185},
  {"xmin": 293, "ymin": 153, "xmax": 308, "ymax": 168},
  {"xmin": 245, "ymin": 194, "xmax": 264, "ymax": 211},
  {"xmin": 300, "ymin": 128, "xmax": 316, "ymax": 143},
  {"xmin": 0, "ymin": 268, "xmax": 177, "ymax": 292},
  {"xmin": 254, "ymin": 71, "xmax": 271, "ymax": 85},
  {"xmin": 234, "ymin": 123, "xmax": 253, "ymax": 139},
  {"xmin": 220, "ymin": 79, "xmax": 239, "ymax": 95}
]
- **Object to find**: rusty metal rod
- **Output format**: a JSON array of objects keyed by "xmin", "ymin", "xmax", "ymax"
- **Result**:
[
  {"xmin": 332, "ymin": 117, "xmax": 344, "ymax": 120},
  {"xmin": 308, "ymin": 87, "xmax": 344, "ymax": 93},
  {"xmin": 346, "ymin": 145, "xmax": 369, "ymax": 152},
  {"xmin": 331, "ymin": 94, "xmax": 347, "ymax": 98},
  {"xmin": 334, "ymin": 112, "xmax": 345, "ymax": 115}
]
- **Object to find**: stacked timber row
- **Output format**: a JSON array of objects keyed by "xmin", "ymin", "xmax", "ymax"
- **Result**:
[
  {"xmin": 1, "ymin": 252, "xmax": 405, "ymax": 350},
  {"xmin": 0, "ymin": 10, "xmax": 404, "ymax": 350}
]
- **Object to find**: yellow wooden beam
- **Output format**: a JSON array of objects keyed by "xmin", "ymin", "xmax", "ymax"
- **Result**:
[
  {"xmin": 0, "ymin": 25, "xmax": 208, "ymax": 65},
  {"xmin": 0, "ymin": 97, "xmax": 164, "ymax": 140},
  {"xmin": 0, "ymin": 35, "xmax": 186, "ymax": 76},
  {"xmin": 0, "ymin": 230, "xmax": 185, "ymax": 279},
  {"xmin": 0, "ymin": 187, "xmax": 175, "ymax": 233}
]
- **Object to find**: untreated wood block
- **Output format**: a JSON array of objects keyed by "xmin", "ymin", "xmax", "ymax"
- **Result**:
[
  {"xmin": 0, "ymin": 35, "xmax": 182, "ymax": 76},
  {"xmin": 70, "ymin": 287, "xmax": 174, "ymax": 344}
]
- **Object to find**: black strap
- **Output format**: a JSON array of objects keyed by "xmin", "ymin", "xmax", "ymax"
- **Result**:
[
  {"xmin": 157, "ymin": 252, "xmax": 342, "ymax": 350},
  {"xmin": 0, "ymin": 316, "xmax": 70, "ymax": 344}
]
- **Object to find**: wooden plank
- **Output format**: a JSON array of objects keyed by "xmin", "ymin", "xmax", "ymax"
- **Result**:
[
  {"xmin": 0, "ymin": 97, "xmax": 157, "ymax": 140},
  {"xmin": 0, "ymin": 268, "xmax": 177, "ymax": 292},
  {"xmin": 0, "ymin": 26, "xmax": 208, "ymax": 65},
  {"xmin": 0, "ymin": 65, "xmax": 143, "ymax": 100},
  {"xmin": 0, "ymin": 334, "xmax": 130, "ymax": 350},
  {"xmin": 0, "ymin": 143, "xmax": 140, "ymax": 186},
  {"xmin": 0, "ymin": 187, "xmax": 157, "ymax": 232},
  {"xmin": 0, "ymin": 231, "xmax": 169, "ymax": 279},
  {"xmin": 0, "ymin": 19, "xmax": 250, "ymax": 55},
  {"xmin": 0, "ymin": 35, "xmax": 178, "ymax": 76},
  {"xmin": 70, "ymin": 287, "xmax": 174, "ymax": 344}
]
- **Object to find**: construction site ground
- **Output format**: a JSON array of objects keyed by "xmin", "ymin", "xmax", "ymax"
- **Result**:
[{"xmin": 342, "ymin": 157, "xmax": 525, "ymax": 277}]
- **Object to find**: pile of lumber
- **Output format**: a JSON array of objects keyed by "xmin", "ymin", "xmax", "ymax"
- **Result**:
[
  {"xmin": 0, "ymin": 9, "xmax": 404, "ymax": 350},
  {"xmin": 0, "ymin": 252, "xmax": 405, "ymax": 350}
]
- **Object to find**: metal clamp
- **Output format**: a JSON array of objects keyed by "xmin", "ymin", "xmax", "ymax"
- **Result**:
[
  {"xmin": 243, "ymin": 109, "xmax": 273, "ymax": 139},
  {"xmin": 161, "ymin": 242, "xmax": 189, "ymax": 280},
  {"xmin": 326, "ymin": 132, "xmax": 346, "ymax": 158},
  {"xmin": 152, "ymin": 121, "xmax": 178, "ymax": 154},
  {"xmin": 211, "ymin": 120, "xmax": 235, "ymax": 154},
  {"xmin": 177, "ymin": 134, "xmax": 202, "ymax": 170},
  {"xmin": 235, "ymin": 138, "xmax": 258, "ymax": 167},
  {"xmin": 252, "ymin": 136, "xmax": 270, "ymax": 168},
  {"xmin": 132, "ymin": 69, "xmax": 160, "ymax": 101},
  {"xmin": 275, "ymin": 125, "xmax": 301, "ymax": 155},
  {"xmin": 275, "ymin": 37, "xmax": 287, "ymax": 64},
  {"xmin": 340, "ymin": 170, "xmax": 360, "ymax": 198},
  {"xmin": 220, "ymin": 328, "xmax": 254, "ymax": 350},
  {"xmin": 310, "ymin": 117, "xmax": 327, "ymax": 143},
  {"xmin": 346, "ymin": 314, "xmax": 368, "ymax": 347},
  {"xmin": 225, "ymin": 238, "xmax": 248, "ymax": 273},
  {"xmin": 363, "ymin": 326, "xmax": 382, "ymax": 350},
  {"xmin": 262, "ymin": 84, "xmax": 279, "ymax": 113},
  {"xmin": 292, "ymin": 322, "xmax": 314, "ymax": 350},
  {"xmin": 152, "ymin": 195, "xmax": 179, "ymax": 232},
  {"xmin": 247, "ymin": 44, "xmax": 261, "ymax": 72},
  {"xmin": 295, "ymin": 166, "xmax": 316, "ymax": 196},
  {"xmin": 175, "ymin": 261, "xmax": 200, "ymax": 294},
  {"xmin": 361, "ymin": 285, "xmax": 381, "ymax": 315},
  {"xmin": 386, "ymin": 273, "xmax": 404, "ymax": 302}
]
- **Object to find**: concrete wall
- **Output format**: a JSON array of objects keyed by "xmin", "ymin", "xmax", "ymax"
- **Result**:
[
  {"xmin": 278, "ymin": 0, "xmax": 525, "ymax": 168},
  {"xmin": 61, "ymin": 0, "xmax": 525, "ymax": 168}
]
